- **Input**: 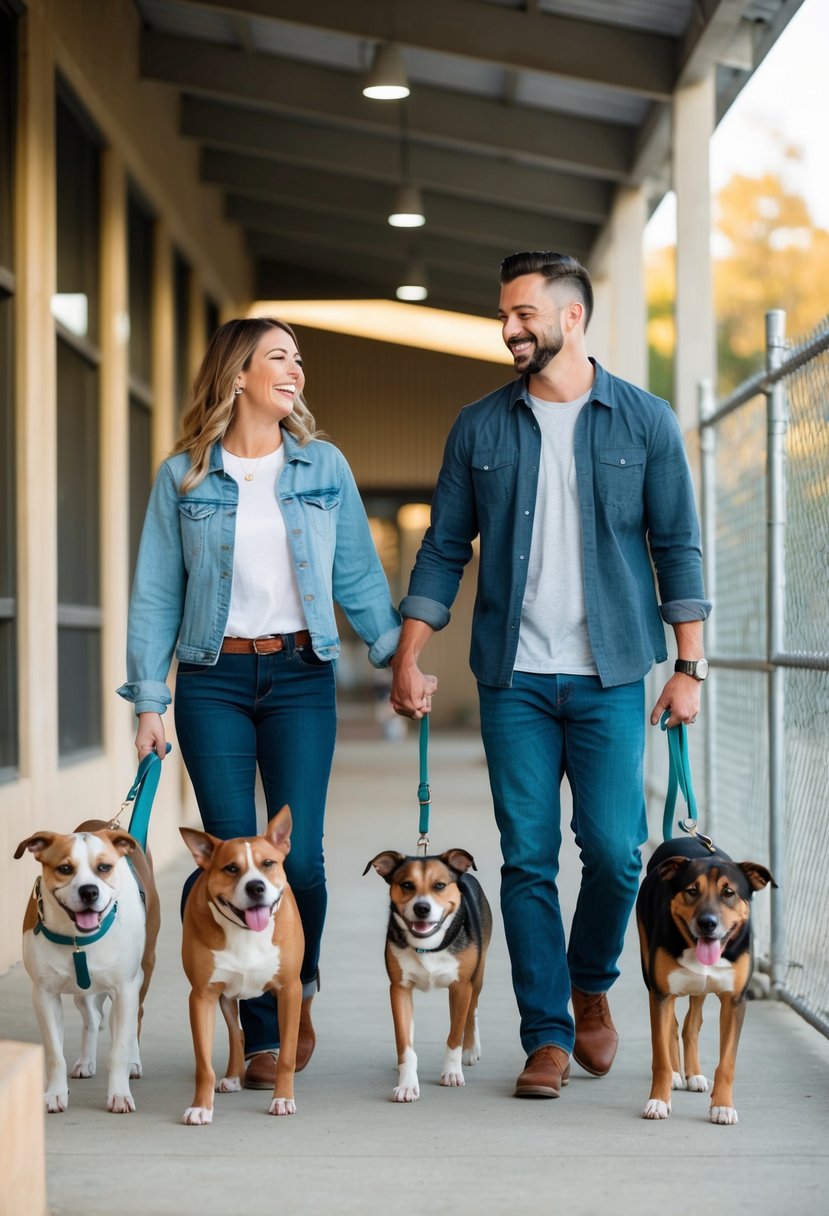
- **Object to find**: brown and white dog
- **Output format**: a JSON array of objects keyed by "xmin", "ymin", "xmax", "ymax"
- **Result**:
[
  {"xmin": 14, "ymin": 820, "xmax": 159, "ymax": 1114},
  {"xmin": 364, "ymin": 849, "xmax": 492, "ymax": 1103},
  {"xmin": 179, "ymin": 806, "xmax": 304, "ymax": 1124},
  {"xmin": 636, "ymin": 835, "xmax": 776, "ymax": 1124}
]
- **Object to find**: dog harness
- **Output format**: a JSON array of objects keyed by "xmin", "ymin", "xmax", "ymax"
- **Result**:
[{"xmin": 32, "ymin": 876, "xmax": 118, "ymax": 990}]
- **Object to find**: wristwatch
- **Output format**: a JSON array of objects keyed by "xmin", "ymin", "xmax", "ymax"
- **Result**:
[{"xmin": 674, "ymin": 658, "xmax": 709, "ymax": 681}]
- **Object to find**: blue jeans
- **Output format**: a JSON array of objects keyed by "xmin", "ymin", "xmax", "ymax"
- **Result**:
[
  {"xmin": 175, "ymin": 638, "xmax": 337, "ymax": 1054},
  {"xmin": 477, "ymin": 672, "xmax": 647, "ymax": 1057}
]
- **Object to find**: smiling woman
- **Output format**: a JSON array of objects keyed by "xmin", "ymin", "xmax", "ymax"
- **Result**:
[{"xmin": 116, "ymin": 317, "xmax": 402, "ymax": 1090}]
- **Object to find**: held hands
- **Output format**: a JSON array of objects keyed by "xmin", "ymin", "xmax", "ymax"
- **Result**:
[
  {"xmin": 135, "ymin": 712, "xmax": 168, "ymax": 759},
  {"xmin": 650, "ymin": 673, "xmax": 702, "ymax": 729},
  {"xmin": 390, "ymin": 656, "xmax": 438, "ymax": 720}
]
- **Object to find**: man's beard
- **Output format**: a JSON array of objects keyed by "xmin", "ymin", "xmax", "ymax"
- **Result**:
[{"xmin": 511, "ymin": 331, "xmax": 563, "ymax": 375}]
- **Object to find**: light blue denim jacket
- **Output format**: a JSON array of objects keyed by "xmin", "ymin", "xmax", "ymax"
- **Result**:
[
  {"xmin": 401, "ymin": 360, "xmax": 711, "ymax": 689},
  {"xmin": 117, "ymin": 430, "xmax": 401, "ymax": 715}
]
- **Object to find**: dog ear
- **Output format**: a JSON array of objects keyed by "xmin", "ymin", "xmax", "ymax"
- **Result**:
[
  {"xmin": 656, "ymin": 855, "xmax": 691, "ymax": 883},
  {"xmin": 363, "ymin": 851, "xmax": 405, "ymax": 880},
  {"xmin": 441, "ymin": 849, "xmax": 476, "ymax": 874},
  {"xmin": 265, "ymin": 805, "xmax": 292, "ymax": 854},
  {"xmin": 739, "ymin": 861, "xmax": 777, "ymax": 891},
  {"xmin": 101, "ymin": 831, "xmax": 137, "ymax": 856},
  {"xmin": 179, "ymin": 827, "xmax": 221, "ymax": 868},
  {"xmin": 14, "ymin": 833, "xmax": 57, "ymax": 860}
]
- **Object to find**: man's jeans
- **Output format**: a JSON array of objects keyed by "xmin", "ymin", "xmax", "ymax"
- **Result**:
[
  {"xmin": 175, "ymin": 640, "xmax": 336, "ymax": 1054},
  {"xmin": 478, "ymin": 672, "xmax": 647, "ymax": 1056}
]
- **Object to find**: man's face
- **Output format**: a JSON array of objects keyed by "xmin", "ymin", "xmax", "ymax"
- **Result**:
[{"xmin": 498, "ymin": 273, "xmax": 567, "ymax": 374}]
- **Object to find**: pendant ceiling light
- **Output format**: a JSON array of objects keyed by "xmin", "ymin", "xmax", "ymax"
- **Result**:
[
  {"xmin": 363, "ymin": 42, "xmax": 410, "ymax": 100},
  {"xmin": 396, "ymin": 257, "xmax": 429, "ymax": 301},
  {"xmin": 388, "ymin": 106, "xmax": 425, "ymax": 227}
]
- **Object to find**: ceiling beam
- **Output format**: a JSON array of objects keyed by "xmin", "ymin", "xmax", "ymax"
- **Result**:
[
  {"xmin": 140, "ymin": 32, "xmax": 634, "ymax": 180},
  {"xmin": 181, "ymin": 98, "xmax": 613, "ymax": 224},
  {"xmin": 212, "ymin": 159, "xmax": 597, "ymax": 254},
  {"xmin": 172, "ymin": 0, "xmax": 677, "ymax": 99}
]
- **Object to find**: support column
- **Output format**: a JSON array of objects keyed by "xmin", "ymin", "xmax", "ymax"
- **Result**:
[
  {"xmin": 673, "ymin": 72, "xmax": 716, "ymax": 436},
  {"xmin": 607, "ymin": 185, "xmax": 648, "ymax": 387}
]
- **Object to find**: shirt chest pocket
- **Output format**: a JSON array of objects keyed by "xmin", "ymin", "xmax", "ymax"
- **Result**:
[
  {"xmin": 471, "ymin": 449, "xmax": 517, "ymax": 505},
  {"xmin": 296, "ymin": 488, "xmax": 339, "ymax": 537},
  {"xmin": 596, "ymin": 447, "xmax": 646, "ymax": 509},
  {"xmin": 178, "ymin": 499, "xmax": 220, "ymax": 563}
]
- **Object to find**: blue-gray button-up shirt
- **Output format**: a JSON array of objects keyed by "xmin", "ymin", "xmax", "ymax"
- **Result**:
[{"xmin": 400, "ymin": 361, "xmax": 711, "ymax": 689}]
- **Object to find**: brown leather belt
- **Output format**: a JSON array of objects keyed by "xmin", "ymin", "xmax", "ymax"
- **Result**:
[{"xmin": 221, "ymin": 631, "xmax": 311, "ymax": 655}]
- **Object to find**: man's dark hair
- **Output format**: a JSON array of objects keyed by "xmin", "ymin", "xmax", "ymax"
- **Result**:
[{"xmin": 499, "ymin": 250, "xmax": 594, "ymax": 329}]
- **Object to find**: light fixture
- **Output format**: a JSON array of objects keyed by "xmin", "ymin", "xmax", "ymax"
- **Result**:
[
  {"xmin": 389, "ymin": 183, "xmax": 425, "ymax": 228},
  {"xmin": 362, "ymin": 42, "xmax": 410, "ymax": 100},
  {"xmin": 396, "ymin": 257, "xmax": 429, "ymax": 301}
]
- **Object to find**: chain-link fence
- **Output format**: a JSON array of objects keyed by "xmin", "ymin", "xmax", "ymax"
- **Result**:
[{"xmin": 645, "ymin": 310, "xmax": 829, "ymax": 1036}]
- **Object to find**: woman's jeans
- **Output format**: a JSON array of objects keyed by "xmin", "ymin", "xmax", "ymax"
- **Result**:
[
  {"xmin": 175, "ymin": 639, "xmax": 337, "ymax": 1054},
  {"xmin": 478, "ymin": 672, "xmax": 647, "ymax": 1057}
]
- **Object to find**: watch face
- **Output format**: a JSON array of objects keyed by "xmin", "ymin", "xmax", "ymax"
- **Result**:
[{"xmin": 696, "ymin": 659, "xmax": 709, "ymax": 679}]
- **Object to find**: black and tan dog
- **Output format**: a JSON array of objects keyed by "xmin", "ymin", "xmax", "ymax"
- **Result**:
[
  {"xmin": 636, "ymin": 835, "xmax": 775, "ymax": 1124},
  {"xmin": 364, "ymin": 849, "xmax": 492, "ymax": 1103}
]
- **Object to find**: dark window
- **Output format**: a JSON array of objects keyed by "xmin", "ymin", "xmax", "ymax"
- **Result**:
[
  {"xmin": 128, "ymin": 187, "xmax": 155, "ymax": 578},
  {"xmin": 173, "ymin": 250, "xmax": 191, "ymax": 415},
  {"xmin": 55, "ymin": 85, "xmax": 102, "ymax": 759}
]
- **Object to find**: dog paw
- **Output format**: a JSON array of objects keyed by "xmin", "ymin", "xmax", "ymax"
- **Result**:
[
  {"xmin": 671, "ymin": 1071, "xmax": 685, "ymax": 1090},
  {"xmin": 687, "ymin": 1073, "xmax": 709, "ymax": 1093},
  {"xmin": 216, "ymin": 1076, "xmax": 242, "ymax": 1093},
  {"xmin": 643, "ymin": 1099, "xmax": 671, "ymax": 1120},
  {"xmin": 268, "ymin": 1096, "xmax": 296, "ymax": 1116},
  {"xmin": 710, "ymin": 1105, "xmax": 738, "ymax": 1125},
  {"xmin": 440, "ymin": 1069, "xmax": 466, "ymax": 1088},
  {"xmin": 107, "ymin": 1093, "xmax": 136, "ymax": 1114},
  {"xmin": 393, "ymin": 1084, "xmax": 420, "ymax": 1102},
  {"xmin": 129, "ymin": 1061, "xmax": 143, "ymax": 1080},
  {"xmin": 182, "ymin": 1106, "xmax": 213, "ymax": 1125},
  {"xmin": 462, "ymin": 1046, "xmax": 480, "ymax": 1067},
  {"xmin": 70, "ymin": 1060, "xmax": 95, "ymax": 1079},
  {"xmin": 45, "ymin": 1092, "xmax": 68, "ymax": 1114}
]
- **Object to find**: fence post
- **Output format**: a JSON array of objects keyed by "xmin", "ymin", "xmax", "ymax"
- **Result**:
[
  {"xmin": 698, "ymin": 379, "xmax": 717, "ymax": 833},
  {"xmin": 766, "ymin": 309, "xmax": 787, "ymax": 995}
]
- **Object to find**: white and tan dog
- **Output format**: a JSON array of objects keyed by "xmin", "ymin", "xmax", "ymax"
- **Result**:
[
  {"xmin": 179, "ymin": 806, "xmax": 304, "ymax": 1125},
  {"xmin": 14, "ymin": 822, "xmax": 159, "ymax": 1114}
]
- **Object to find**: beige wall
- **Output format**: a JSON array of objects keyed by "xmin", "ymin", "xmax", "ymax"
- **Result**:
[{"xmin": 1, "ymin": 0, "xmax": 250, "ymax": 973}]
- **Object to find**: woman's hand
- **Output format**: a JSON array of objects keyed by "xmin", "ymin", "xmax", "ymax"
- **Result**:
[{"xmin": 135, "ymin": 712, "xmax": 167, "ymax": 759}]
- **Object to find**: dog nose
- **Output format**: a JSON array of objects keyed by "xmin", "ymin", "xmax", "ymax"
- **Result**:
[
  {"xmin": 78, "ymin": 884, "xmax": 99, "ymax": 906},
  {"xmin": 246, "ymin": 879, "xmax": 266, "ymax": 900},
  {"xmin": 413, "ymin": 902, "xmax": 431, "ymax": 919},
  {"xmin": 697, "ymin": 914, "xmax": 718, "ymax": 936}
]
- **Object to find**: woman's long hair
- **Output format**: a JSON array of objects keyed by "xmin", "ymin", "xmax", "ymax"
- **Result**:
[{"xmin": 173, "ymin": 317, "xmax": 320, "ymax": 493}]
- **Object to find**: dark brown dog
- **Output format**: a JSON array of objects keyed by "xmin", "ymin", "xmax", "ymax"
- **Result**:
[
  {"xmin": 636, "ymin": 835, "xmax": 775, "ymax": 1124},
  {"xmin": 364, "ymin": 849, "xmax": 492, "ymax": 1102}
]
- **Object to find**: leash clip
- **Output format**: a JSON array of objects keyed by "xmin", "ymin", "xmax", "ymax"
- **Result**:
[
  {"xmin": 679, "ymin": 818, "xmax": 717, "ymax": 853},
  {"xmin": 416, "ymin": 833, "xmax": 430, "ymax": 856}
]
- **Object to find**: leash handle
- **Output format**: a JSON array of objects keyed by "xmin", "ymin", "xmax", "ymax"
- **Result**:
[
  {"xmin": 660, "ymin": 711, "xmax": 699, "ymax": 841},
  {"xmin": 416, "ymin": 716, "xmax": 431, "ymax": 854},
  {"xmin": 120, "ymin": 743, "xmax": 171, "ymax": 851}
]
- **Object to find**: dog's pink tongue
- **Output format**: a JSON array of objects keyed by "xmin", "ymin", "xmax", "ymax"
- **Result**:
[
  {"xmin": 75, "ymin": 910, "xmax": 100, "ymax": 932},
  {"xmin": 695, "ymin": 938, "xmax": 722, "ymax": 966},
  {"xmin": 244, "ymin": 906, "xmax": 271, "ymax": 932}
]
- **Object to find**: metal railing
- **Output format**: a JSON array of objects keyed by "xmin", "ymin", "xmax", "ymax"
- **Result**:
[{"xmin": 693, "ymin": 311, "xmax": 829, "ymax": 1035}]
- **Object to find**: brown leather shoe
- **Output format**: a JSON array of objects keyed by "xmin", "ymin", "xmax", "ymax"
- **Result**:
[
  {"xmin": 295, "ymin": 996, "xmax": 316, "ymax": 1073},
  {"xmin": 514, "ymin": 1046, "xmax": 571, "ymax": 1098},
  {"xmin": 244, "ymin": 1050, "xmax": 279, "ymax": 1090},
  {"xmin": 572, "ymin": 988, "xmax": 618, "ymax": 1076}
]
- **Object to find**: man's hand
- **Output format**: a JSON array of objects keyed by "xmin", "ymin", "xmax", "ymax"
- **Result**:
[
  {"xmin": 390, "ymin": 655, "xmax": 438, "ymax": 720},
  {"xmin": 649, "ymin": 673, "xmax": 702, "ymax": 728}
]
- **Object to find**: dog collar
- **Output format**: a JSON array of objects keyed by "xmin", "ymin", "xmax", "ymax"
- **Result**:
[{"xmin": 33, "ymin": 878, "xmax": 118, "ymax": 990}]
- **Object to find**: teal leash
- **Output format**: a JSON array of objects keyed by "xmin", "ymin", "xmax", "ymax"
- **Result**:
[
  {"xmin": 659, "ymin": 710, "xmax": 715, "ymax": 852},
  {"xmin": 416, "ymin": 716, "xmax": 431, "ymax": 855},
  {"xmin": 119, "ymin": 743, "xmax": 171, "ymax": 851}
]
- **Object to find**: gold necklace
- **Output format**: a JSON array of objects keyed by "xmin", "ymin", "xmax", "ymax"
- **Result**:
[{"xmin": 235, "ymin": 453, "xmax": 263, "ymax": 482}]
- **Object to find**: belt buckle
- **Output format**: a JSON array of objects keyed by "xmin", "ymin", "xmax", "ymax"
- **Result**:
[{"xmin": 252, "ymin": 635, "xmax": 278, "ymax": 655}]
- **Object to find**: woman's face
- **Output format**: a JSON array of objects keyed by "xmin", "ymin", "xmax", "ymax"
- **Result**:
[{"xmin": 236, "ymin": 326, "xmax": 305, "ymax": 420}]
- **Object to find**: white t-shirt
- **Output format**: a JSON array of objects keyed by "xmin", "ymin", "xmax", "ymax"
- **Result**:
[
  {"xmin": 221, "ymin": 445, "xmax": 307, "ymax": 638},
  {"xmin": 514, "ymin": 390, "xmax": 598, "ymax": 676}
]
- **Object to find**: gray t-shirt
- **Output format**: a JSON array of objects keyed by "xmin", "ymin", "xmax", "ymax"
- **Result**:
[{"xmin": 514, "ymin": 390, "xmax": 598, "ymax": 676}]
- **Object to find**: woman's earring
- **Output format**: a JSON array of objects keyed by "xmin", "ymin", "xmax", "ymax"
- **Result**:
[{"xmin": 234, "ymin": 386, "xmax": 243, "ymax": 396}]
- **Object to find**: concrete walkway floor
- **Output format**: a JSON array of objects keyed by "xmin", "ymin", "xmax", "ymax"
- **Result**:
[{"xmin": 3, "ymin": 731, "xmax": 828, "ymax": 1216}]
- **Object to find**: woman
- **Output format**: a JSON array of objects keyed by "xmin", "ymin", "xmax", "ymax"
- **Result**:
[{"xmin": 117, "ymin": 317, "xmax": 400, "ymax": 1087}]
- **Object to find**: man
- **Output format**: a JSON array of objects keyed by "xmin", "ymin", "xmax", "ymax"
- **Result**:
[{"xmin": 390, "ymin": 251, "xmax": 710, "ymax": 1099}]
